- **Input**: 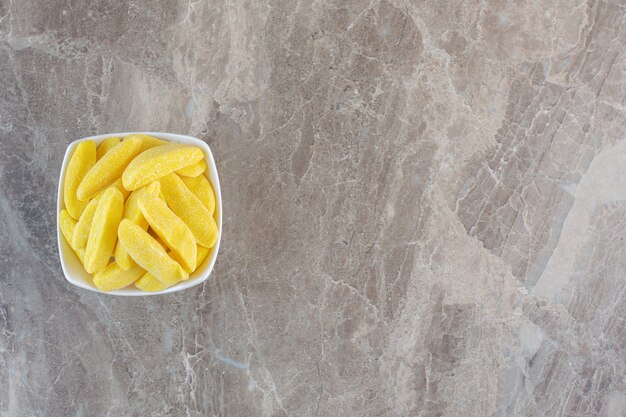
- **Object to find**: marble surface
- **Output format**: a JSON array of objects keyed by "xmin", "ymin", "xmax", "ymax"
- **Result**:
[{"xmin": 1, "ymin": 0, "xmax": 625, "ymax": 416}]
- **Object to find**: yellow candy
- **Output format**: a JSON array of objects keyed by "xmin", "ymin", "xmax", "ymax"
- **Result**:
[
  {"xmin": 113, "ymin": 243, "xmax": 129, "ymax": 270},
  {"xmin": 126, "ymin": 182, "xmax": 160, "ymax": 228},
  {"xmin": 169, "ymin": 246, "xmax": 205, "ymax": 275},
  {"xmin": 72, "ymin": 179, "xmax": 129, "ymax": 252},
  {"xmin": 64, "ymin": 140, "xmax": 96, "ymax": 219},
  {"xmin": 135, "ymin": 242, "xmax": 210, "ymax": 292},
  {"xmin": 182, "ymin": 174, "xmax": 215, "ymax": 215},
  {"xmin": 96, "ymin": 137, "xmax": 121, "ymax": 160},
  {"xmin": 124, "ymin": 133, "xmax": 167, "ymax": 153},
  {"xmin": 77, "ymin": 137, "xmax": 142, "ymax": 201},
  {"xmin": 71, "ymin": 197, "xmax": 98, "ymax": 250},
  {"xmin": 59, "ymin": 209, "xmax": 77, "ymax": 248},
  {"xmin": 122, "ymin": 143, "xmax": 203, "ymax": 191},
  {"xmin": 176, "ymin": 159, "xmax": 207, "ymax": 177},
  {"xmin": 84, "ymin": 188, "xmax": 124, "ymax": 274},
  {"xmin": 114, "ymin": 253, "xmax": 132, "ymax": 272},
  {"xmin": 139, "ymin": 195, "xmax": 196, "ymax": 272},
  {"xmin": 148, "ymin": 228, "xmax": 168, "ymax": 250},
  {"xmin": 135, "ymin": 272, "xmax": 170, "ymax": 292},
  {"xmin": 59, "ymin": 209, "xmax": 89, "ymax": 265},
  {"xmin": 195, "ymin": 246, "xmax": 210, "ymax": 271},
  {"xmin": 93, "ymin": 178, "xmax": 130, "ymax": 201},
  {"xmin": 77, "ymin": 248, "xmax": 85, "ymax": 264},
  {"xmin": 135, "ymin": 244, "xmax": 200, "ymax": 292},
  {"xmin": 114, "ymin": 182, "xmax": 161, "ymax": 269},
  {"xmin": 93, "ymin": 261, "xmax": 145, "ymax": 292},
  {"xmin": 159, "ymin": 174, "xmax": 218, "ymax": 248},
  {"xmin": 118, "ymin": 219, "xmax": 188, "ymax": 285},
  {"xmin": 137, "ymin": 246, "xmax": 209, "ymax": 292}
]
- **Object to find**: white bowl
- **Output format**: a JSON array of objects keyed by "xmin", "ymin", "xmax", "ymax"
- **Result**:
[{"xmin": 57, "ymin": 132, "xmax": 222, "ymax": 296}]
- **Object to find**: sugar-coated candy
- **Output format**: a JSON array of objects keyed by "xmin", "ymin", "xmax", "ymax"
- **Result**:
[
  {"xmin": 181, "ymin": 174, "xmax": 215, "ymax": 215},
  {"xmin": 159, "ymin": 173, "xmax": 218, "ymax": 248},
  {"xmin": 122, "ymin": 143, "xmax": 203, "ymax": 191},
  {"xmin": 176, "ymin": 159, "xmax": 207, "ymax": 177},
  {"xmin": 64, "ymin": 140, "xmax": 96, "ymax": 219},
  {"xmin": 114, "ymin": 181, "xmax": 160, "ymax": 270},
  {"xmin": 93, "ymin": 261, "xmax": 145, "ymax": 292},
  {"xmin": 118, "ymin": 219, "xmax": 188, "ymax": 285},
  {"xmin": 84, "ymin": 188, "xmax": 124, "ymax": 274},
  {"xmin": 77, "ymin": 137, "xmax": 142, "ymax": 201},
  {"xmin": 139, "ymin": 195, "xmax": 196, "ymax": 272},
  {"xmin": 96, "ymin": 137, "xmax": 121, "ymax": 160}
]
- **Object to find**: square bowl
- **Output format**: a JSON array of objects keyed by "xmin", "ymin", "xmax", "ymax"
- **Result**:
[{"xmin": 57, "ymin": 132, "xmax": 222, "ymax": 296}]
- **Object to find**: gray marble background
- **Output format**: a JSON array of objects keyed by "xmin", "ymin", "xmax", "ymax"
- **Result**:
[{"xmin": 1, "ymin": 0, "xmax": 625, "ymax": 416}]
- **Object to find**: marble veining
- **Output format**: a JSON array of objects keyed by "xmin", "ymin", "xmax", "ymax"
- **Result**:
[{"xmin": 0, "ymin": 0, "xmax": 624, "ymax": 416}]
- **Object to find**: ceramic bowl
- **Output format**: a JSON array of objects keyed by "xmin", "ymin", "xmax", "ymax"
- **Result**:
[{"xmin": 57, "ymin": 132, "xmax": 222, "ymax": 296}]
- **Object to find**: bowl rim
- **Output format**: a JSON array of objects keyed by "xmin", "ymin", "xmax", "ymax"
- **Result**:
[{"xmin": 57, "ymin": 132, "xmax": 222, "ymax": 296}]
